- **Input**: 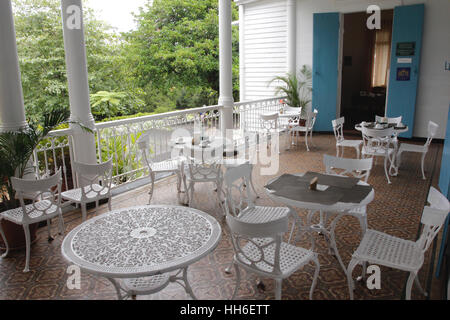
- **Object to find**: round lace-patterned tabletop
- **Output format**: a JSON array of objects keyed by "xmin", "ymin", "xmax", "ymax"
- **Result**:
[{"xmin": 61, "ymin": 205, "xmax": 221, "ymax": 278}]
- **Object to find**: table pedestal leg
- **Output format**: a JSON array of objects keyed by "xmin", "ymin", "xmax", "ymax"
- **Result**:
[
  {"xmin": 169, "ymin": 267, "xmax": 197, "ymax": 300},
  {"xmin": 107, "ymin": 278, "xmax": 125, "ymax": 300}
]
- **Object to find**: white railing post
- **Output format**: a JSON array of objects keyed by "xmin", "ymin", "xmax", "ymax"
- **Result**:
[
  {"xmin": 218, "ymin": 0, "xmax": 235, "ymax": 152},
  {"xmin": 287, "ymin": 0, "xmax": 297, "ymax": 75},
  {"xmin": 0, "ymin": 0, "xmax": 28, "ymax": 132},
  {"xmin": 60, "ymin": 0, "xmax": 96, "ymax": 165}
]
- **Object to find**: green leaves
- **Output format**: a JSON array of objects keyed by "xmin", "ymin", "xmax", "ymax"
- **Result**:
[{"xmin": 270, "ymin": 65, "xmax": 313, "ymax": 116}]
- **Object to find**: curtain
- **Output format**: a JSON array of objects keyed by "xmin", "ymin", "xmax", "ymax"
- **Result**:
[{"xmin": 371, "ymin": 20, "xmax": 392, "ymax": 87}]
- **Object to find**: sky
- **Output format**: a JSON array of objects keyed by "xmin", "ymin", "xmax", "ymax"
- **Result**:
[{"xmin": 85, "ymin": 0, "xmax": 150, "ymax": 32}]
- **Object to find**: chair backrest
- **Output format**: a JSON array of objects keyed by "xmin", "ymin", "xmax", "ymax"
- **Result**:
[
  {"xmin": 72, "ymin": 159, "xmax": 113, "ymax": 200},
  {"xmin": 224, "ymin": 163, "xmax": 255, "ymax": 216},
  {"xmin": 307, "ymin": 109, "xmax": 318, "ymax": 129},
  {"xmin": 226, "ymin": 213, "xmax": 289, "ymax": 276},
  {"xmin": 361, "ymin": 126, "xmax": 394, "ymax": 153},
  {"xmin": 375, "ymin": 115, "xmax": 402, "ymax": 125},
  {"xmin": 332, "ymin": 117, "xmax": 345, "ymax": 143},
  {"xmin": 184, "ymin": 144, "xmax": 222, "ymax": 180},
  {"xmin": 11, "ymin": 169, "xmax": 62, "ymax": 223},
  {"xmin": 260, "ymin": 112, "xmax": 279, "ymax": 131},
  {"xmin": 424, "ymin": 121, "xmax": 439, "ymax": 148},
  {"xmin": 415, "ymin": 187, "xmax": 449, "ymax": 253},
  {"xmin": 323, "ymin": 154, "xmax": 373, "ymax": 182}
]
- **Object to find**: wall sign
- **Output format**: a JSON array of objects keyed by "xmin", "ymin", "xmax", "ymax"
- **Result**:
[
  {"xmin": 396, "ymin": 67, "xmax": 411, "ymax": 81},
  {"xmin": 396, "ymin": 42, "xmax": 416, "ymax": 56},
  {"xmin": 397, "ymin": 58, "xmax": 412, "ymax": 64}
]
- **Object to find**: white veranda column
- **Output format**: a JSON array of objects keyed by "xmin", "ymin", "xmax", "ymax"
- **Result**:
[
  {"xmin": 287, "ymin": 0, "xmax": 297, "ymax": 75},
  {"xmin": 0, "ymin": 0, "xmax": 28, "ymax": 132},
  {"xmin": 218, "ymin": 0, "xmax": 235, "ymax": 150},
  {"xmin": 61, "ymin": 0, "xmax": 97, "ymax": 164},
  {"xmin": 238, "ymin": 4, "xmax": 245, "ymax": 102}
]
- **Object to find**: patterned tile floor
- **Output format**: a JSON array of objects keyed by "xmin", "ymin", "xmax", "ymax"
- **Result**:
[{"xmin": 0, "ymin": 133, "xmax": 446, "ymax": 300}]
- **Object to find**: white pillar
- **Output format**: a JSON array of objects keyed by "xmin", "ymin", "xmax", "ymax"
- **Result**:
[
  {"xmin": 287, "ymin": 0, "xmax": 297, "ymax": 75},
  {"xmin": 61, "ymin": 0, "xmax": 97, "ymax": 164},
  {"xmin": 0, "ymin": 0, "xmax": 28, "ymax": 132},
  {"xmin": 239, "ymin": 4, "xmax": 245, "ymax": 102},
  {"xmin": 218, "ymin": 0, "xmax": 234, "ymax": 147}
]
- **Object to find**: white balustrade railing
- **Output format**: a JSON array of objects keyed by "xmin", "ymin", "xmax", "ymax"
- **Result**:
[
  {"xmin": 33, "ymin": 127, "xmax": 76, "ymax": 195},
  {"xmin": 233, "ymin": 96, "xmax": 287, "ymax": 132},
  {"xmin": 95, "ymin": 105, "xmax": 222, "ymax": 187},
  {"xmin": 35, "ymin": 97, "xmax": 286, "ymax": 193}
]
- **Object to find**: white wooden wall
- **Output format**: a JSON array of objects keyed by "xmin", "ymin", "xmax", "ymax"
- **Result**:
[{"xmin": 240, "ymin": 0, "xmax": 288, "ymax": 101}]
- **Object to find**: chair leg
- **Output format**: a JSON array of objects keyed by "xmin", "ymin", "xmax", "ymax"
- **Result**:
[
  {"xmin": 305, "ymin": 131, "xmax": 310, "ymax": 152},
  {"xmin": 405, "ymin": 272, "xmax": 416, "ymax": 300},
  {"xmin": 46, "ymin": 219, "xmax": 53, "ymax": 242},
  {"xmin": 23, "ymin": 224, "xmax": 31, "ymax": 273},
  {"xmin": 414, "ymin": 274, "xmax": 428, "ymax": 297},
  {"xmin": 336, "ymin": 145, "xmax": 340, "ymax": 158},
  {"xmin": 275, "ymin": 279, "xmax": 282, "ymax": 300},
  {"xmin": 421, "ymin": 153, "xmax": 426, "ymax": 180},
  {"xmin": 347, "ymin": 258, "xmax": 359, "ymax": 300},
  {"xmin": 108, "ymin": 197, "xmax": 112, "ymax": 211},
  {"xmin": 148, "ymin": 172, "xmax": 155, "ymax": 204},
  {"xmin": 355, "ymin": 146, "xmax": 360, "ymax": 159},
  {"xmin": 0, "ymin": 219, "xmax": 9, "ymax": 258},
  {"xmin": 231, "ymin": 263, "xmax": 241, "ymax": 300},
  {"xmin": 58, "ymin": 211, "xmax": 65, "ymax": 235},
  {"xmin": 309, "ymin": 255, "xmax": 320, "ymax": 300},
  {"xmin": 384, "ymin": 156, "xmax": 391, "ymax": 184},
  {"xmin": 81, "ymin": 203, "xmax": 87, "ymax": 222},
  {"xmin": 188, "ymin": 182, "xmax": 195, "ymax": 207}
]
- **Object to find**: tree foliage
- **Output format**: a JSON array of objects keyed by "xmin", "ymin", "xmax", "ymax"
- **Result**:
[{"xmin": 12, "ymin": 0, "xmax": 240, "ymax": 122}]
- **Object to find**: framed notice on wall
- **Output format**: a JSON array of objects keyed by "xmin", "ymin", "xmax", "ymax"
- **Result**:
[
  {"xmin": 396, "ymin": 42, "xmax": 416, "ymax": 56},
  {"xmin": 396, "ymin": 67, "xmax": 411, "ymax": 81}
]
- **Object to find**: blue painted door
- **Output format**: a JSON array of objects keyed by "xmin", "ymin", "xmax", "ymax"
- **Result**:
[
  {"xmin": 386, "ymin": 4, "xmax": 424, "ymax": 138},
  {"xmin": 312, "ymin": 12, "xmax": 340, "ymax": 132}
]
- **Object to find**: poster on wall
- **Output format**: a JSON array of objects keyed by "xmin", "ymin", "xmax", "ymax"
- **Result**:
[
  {"xmin": 396, "ymin": 42, "xmax": 416, "ymax": 56},
  {"xmin": 396, "ymin": 67, "xmax": 411, "ymax": 81}
]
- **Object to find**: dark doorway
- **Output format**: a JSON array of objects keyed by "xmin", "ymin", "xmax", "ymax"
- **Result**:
[{"xmin": 340, "ymin": 10, "xmax": 393, "ymax": 130}]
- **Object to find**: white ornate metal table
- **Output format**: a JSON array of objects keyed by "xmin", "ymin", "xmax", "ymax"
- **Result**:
[
  {"xmin": 265, "ymin": 172, "xmax": 375, "ymax": 276},
  {"xmin": 61, "ymin": 205, "xmax": 222, "ymax": 300}
]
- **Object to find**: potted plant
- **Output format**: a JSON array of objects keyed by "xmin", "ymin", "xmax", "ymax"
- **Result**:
[
  {"xmin": 270, "ymin": 65, "xmax": 312, "ymax": 125},
  {"xmin": 0, "ymin": 107, "xmax": 90, "ymax": 250}
]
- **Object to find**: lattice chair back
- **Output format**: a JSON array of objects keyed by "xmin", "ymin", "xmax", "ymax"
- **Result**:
[
  {"xmin": 226, "ymin": 214, "xmax": 289, "ymax": 276},
  {"xmin": 375, "ymin": 115, "xmax": 402, "ymax": 125},
  {"xmin": 224, "ymin": 163, "xmax": 255, "ymax": 217},
  {"xmin": 361, "ymin": 126, "xmax": 394, "ymax": 152},
  {"xmin": 72, "ymin": 159, "xmax": 113, "ymax": 202},
  {"xmin": 323, "ymin": 154, "xmax": 373, "ymax": 182},
  {"xmin": 305, "ymin": 109, "xmax": 318, "ymax": 129},
  {"xmin": 11, "ymin": 169, "xmax": 62, "ymax": 225},
  {"xmin": 332, "ymin": 117, "xmax": 345, "ymax": 143},
  {"xmin": 425, "ymin": 121, "xmax": 439, "ymax": 148},
  {"xmin": 184, "ymin": 145, "xmax": 222, "ymax": 181},
  {"xmin": 260, "ymin": 113, "xmax": 279, "ymax": 132},
  {"xmin": 415, "ymin": 187, "xmax": 449, "ymax": 253},
  {"xmin": 137, "ymin": 133, "xmax": 154, "ymax": 173}
]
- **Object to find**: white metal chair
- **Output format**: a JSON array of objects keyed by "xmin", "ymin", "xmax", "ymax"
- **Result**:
[
  {"xmin": 375, "ymin": 115, "xmax": 403, "ymax": 148},
  {"xmin": 182, "ymin": 145, "xmax": 223, "ymax": 211},
  {"xmin": 361, "ymin": 126, "xmax": 396, "ymax": 184},
  {"xmin": 396, "ymin": 121, "xmax": 439, "ymax": 180},
  {"xmin": 227, "ymin": 213, "xmax": 320, "ymax": 300},
  {"xmin": 0, "ymin": 170, "xmax": 64, "ymax": 272},
  {"xmin": 61, "ymin": 159, "xmax": 113, "ymax": 222},
  {"xmin": 259, "ymin": 112, "xmax": 286, "ymax": 151},
  {"xmin": 289, "ymin": 109, "xmax": 318, "ymax": 151},
  {"xmin": 332, "ymin": 117, "xmax": 363, "ymax": 158},
  {"xmin": 347, "ymin": 186, "xmax": 450, "ymax": 300},
  {"xmin": 319, "ymin": 154, "xmax": 373, "ymax": 233},
  {"xmin": 137, "ymin": 134, "xmax": 184, "ymax": 203}
]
